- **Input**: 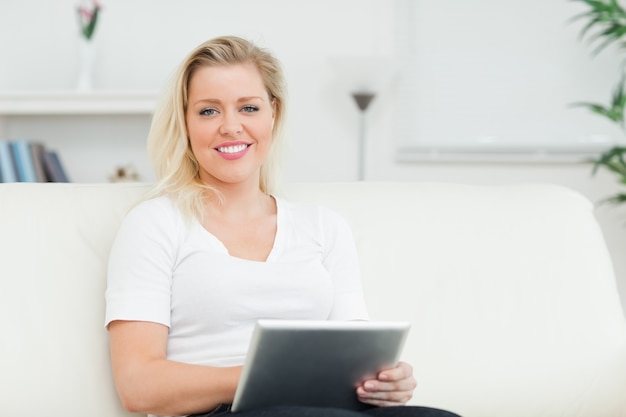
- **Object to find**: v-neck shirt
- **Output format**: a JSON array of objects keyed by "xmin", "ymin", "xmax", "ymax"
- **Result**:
[
  {"xmin": 105, "ymin": 195, "xmax": 369, "ymax": 367},
  {"xmin": 199, "ymin": 196, "xmax": 282, "ymax": 263}
]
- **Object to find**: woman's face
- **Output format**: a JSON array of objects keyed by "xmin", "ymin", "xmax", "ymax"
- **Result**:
[{"xmin": 185, "ymin": 63, "xmax": 275, "ymax": 188}]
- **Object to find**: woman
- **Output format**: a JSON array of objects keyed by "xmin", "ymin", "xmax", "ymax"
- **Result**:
[{"xmin": 105, "ymin": 36, "xmax": 459, "ymax": 417}]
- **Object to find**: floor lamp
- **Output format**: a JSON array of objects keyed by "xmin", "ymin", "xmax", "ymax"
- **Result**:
[
  {"xmin": 329, "ymin": 56, "xmax": 393, "ymax": 181},
  {"xmin": 352, "ymin": 92, "xmax": 375, "ymax": 181}
]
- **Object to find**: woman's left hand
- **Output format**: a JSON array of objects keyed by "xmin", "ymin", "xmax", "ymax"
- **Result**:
[{"xmin": 356, "ymin": 361, "xmax": 417, "ymax": 407}]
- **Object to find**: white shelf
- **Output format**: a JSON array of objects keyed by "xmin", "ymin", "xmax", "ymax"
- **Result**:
[{"xmin": 0, "ymin": 90, "xmax": 158, "ymax": 115}]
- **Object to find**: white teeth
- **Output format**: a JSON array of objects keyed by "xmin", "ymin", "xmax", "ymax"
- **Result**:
[{"xmin": 217, "ymin": 144, "xmax": 248, "ymax": 153}]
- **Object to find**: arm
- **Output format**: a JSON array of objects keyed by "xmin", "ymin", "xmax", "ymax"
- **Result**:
[
  {"xmin": 320, "ymin": 207, "xmax": 369, "ymax": 320},
  {"xmin": 106, "ymin": 200, "xmax": 241, "ymax": 415},
  {"xmin": 108, "ymin": 320, "xmax": 242, "ymax": 416},
  {"xmin": 318, "ymin": 208, "xmax": 417, "ymax": 406}
]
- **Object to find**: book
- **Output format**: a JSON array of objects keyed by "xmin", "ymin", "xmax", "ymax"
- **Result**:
[
  {"xmin": 0, "ymin": 139, "xmax": 18, "ymax": 182},
  {"xmin": 29, "ymin": 142, "xmax": 48, "ymax": 182},
  {"xmin": 10, "ymin": 140, "xmax": 37, "ymax": 182},
  {"xmin": 42, "ymin": 150, "xmax": 70, "ymax": 182}
]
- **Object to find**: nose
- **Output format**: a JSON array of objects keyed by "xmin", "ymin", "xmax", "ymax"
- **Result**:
[{"xmin": 219, "ymin": 111, "xmax": 243, "ymax": 136}]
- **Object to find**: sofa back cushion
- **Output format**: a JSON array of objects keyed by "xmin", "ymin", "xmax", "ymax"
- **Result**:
[{"xmin": 1, "ymin": 182, "xmax": 625, "ymax": 417}]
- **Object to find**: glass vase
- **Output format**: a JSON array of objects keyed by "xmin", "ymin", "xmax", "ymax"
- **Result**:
[{"xmin": 76, "ymin": 38, "xmax": 95, "ymax": 92}]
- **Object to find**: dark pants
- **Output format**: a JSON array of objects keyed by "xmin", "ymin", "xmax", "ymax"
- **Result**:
[{"xmin": 190, "ymin": 404, "xmax": 461, "ymax": 417}]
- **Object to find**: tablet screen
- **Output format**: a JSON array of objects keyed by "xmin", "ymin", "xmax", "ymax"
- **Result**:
[{"xmin": 232, "ymin": 319, "xmax": 411, "ymax": 412}]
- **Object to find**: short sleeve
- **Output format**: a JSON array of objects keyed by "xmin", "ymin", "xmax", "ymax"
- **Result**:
[
  {"xmin": 104, "ymin": 198, "xmax": 180, "ymax": 329},
  {"xmin": 319, "ymin": 207, "xmax": 369, "ymax": 320}
]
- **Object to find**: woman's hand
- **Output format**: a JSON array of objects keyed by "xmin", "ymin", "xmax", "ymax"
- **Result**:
[{"xmin": 356, "ymin": 361, "xmax": 417, "ymax": 407}]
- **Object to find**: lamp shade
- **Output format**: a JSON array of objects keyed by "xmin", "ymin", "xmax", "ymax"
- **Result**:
[{"xmin": 352, "ymin": 92, "xmax": 376, "ymax": 112}]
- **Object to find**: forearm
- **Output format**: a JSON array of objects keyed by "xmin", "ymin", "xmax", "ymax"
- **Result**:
[
  {"xmin": 108, "ymin": 320, "xmax": 242, "ymax": 416},
  {"xmin": 113, "ymin": 358, "xmax": 242, "ymax": 416}
]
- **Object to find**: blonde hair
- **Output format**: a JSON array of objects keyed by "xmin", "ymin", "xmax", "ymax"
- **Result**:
[{"xmin": 145, "ymin": 36, "xmax": 287, "ymax": 220}]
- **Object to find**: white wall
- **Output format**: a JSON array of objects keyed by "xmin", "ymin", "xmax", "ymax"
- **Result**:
[
  {"xmin": 392, "ymin": 1, "xmax": 625, "ymax": 153},
  {"xmin": 1, "ymin": 0, "xmax": 626, "ymax": 313}
]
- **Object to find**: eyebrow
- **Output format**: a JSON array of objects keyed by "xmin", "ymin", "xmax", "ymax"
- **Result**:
[{"xmin": 190, "ymin": 96, "xmax": 265, "ymax": 106}]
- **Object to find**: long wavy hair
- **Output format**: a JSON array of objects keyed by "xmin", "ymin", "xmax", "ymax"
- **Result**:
[{"xmin": 145, "ymin": 36, "xmax": 287, "ymax": 221}]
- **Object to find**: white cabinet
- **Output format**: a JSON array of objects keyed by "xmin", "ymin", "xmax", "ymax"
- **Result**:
[{"xmin": 0, "ymin": 91, "xmax": 158, "ymax": 182}]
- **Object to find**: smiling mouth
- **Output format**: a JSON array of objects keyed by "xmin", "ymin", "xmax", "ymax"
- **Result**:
[{"xmin": 216, "ymin": 144, "xmax": 250, "ymax": 154}]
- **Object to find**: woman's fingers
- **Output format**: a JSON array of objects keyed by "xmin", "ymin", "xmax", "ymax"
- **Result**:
[{"xmin": 356, "ymin": 361, "xmax": 417, "ymax": 406}]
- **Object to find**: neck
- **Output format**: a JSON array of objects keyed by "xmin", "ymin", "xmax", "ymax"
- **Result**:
[{"xmin": 205, "ymin": 180, "xmax": 273, "ymax": 219}]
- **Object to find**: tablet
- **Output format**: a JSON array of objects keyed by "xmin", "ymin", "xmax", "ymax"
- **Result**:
[{"xmin": 231, "ymin": 319, "xmax": 411, "ymax": 412}]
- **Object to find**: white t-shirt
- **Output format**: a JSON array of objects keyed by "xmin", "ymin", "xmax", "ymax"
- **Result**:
[{"xmin": 105, "ymin": 195, "xmax": 369, "ymax": 367}]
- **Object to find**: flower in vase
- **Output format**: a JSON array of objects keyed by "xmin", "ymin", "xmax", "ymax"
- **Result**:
[{"xmin": 77, "ymin": 0, "xmax": 102, "ymax": 41}]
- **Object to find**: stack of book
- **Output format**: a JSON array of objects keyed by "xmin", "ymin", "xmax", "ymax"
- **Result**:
[{"xmin": 0, "ymin": 139, "xmax": 69, "ymax": 183}]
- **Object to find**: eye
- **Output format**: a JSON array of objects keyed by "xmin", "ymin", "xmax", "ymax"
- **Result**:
[
  {"xmin": 241, "ymin": 105, "xmax": 259, "ymax": 113},
  {"xmin": 199, "ymin": 108, "xmax": 218, "ymax": 116}
]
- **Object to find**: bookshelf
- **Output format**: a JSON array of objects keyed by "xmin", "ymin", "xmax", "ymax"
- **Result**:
[{"xmin": 0, "ymin": 91, "xmax": 158, "ymax": 182}]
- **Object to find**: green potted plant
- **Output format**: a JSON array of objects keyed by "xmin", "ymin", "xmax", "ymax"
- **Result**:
[{"xmin": 570, "ymin": 0, "xmax": 626, "ymax": 205}]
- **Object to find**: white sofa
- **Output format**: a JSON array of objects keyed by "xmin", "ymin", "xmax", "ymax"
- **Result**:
[{"xmin": 1, "ymin": 182, "xmax": 626, "ymax": 417}]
